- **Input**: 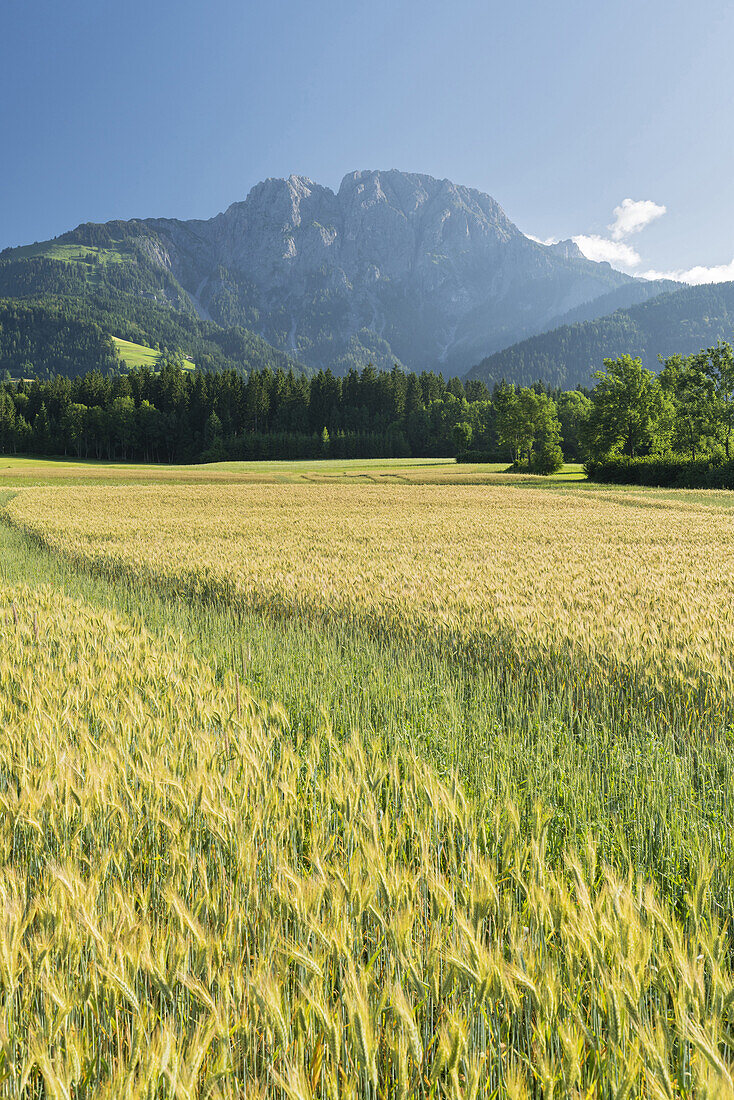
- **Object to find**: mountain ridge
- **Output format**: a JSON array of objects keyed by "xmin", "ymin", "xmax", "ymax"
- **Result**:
[
  {"xmin": 465, "ymin": 281, "xmax": 734, "ymax": 390},
  {"xmin": 140, "ymin": 168, "xmax": 637, "ymax": 375},
  {"xmin": 1, "ymin": 169, "xmax": 684, "ymax": 378}
]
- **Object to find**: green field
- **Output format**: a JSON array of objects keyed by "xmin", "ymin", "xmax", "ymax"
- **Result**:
[
  {"xmin": 8, "ymin": 239, "xmax": 127, "ymax": 265},
  {"xmin": 111, "ymin": 335, "xmax": 163, "ymax": 368}
]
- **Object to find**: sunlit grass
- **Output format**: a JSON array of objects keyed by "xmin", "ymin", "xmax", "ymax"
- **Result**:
[
  {"xmin": 111, "ymin": 335, "xmax": 163, "ymax": 368},
  {"xmin": 9, "ymin": 479, "xmax": 733, "ymax": 695}
]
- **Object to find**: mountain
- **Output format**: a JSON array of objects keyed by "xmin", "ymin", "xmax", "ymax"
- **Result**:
[
  {"xmin": 465, "ymin": 282, "xmax": 734, "ymax": 389},
  {"xmin": 549, "ymin": 278, "xmax": 682, "ymax": 329},
  {"xmin": 1, "ymin": 171, "xmax": 680, "ymax": 377},
  {"xmin": 141, "ymin": 170, "xmax": 679, "ymax": 375},
  {"xmin": 0, "ymin": 225, "xmax": 306, "ymax": 379}
]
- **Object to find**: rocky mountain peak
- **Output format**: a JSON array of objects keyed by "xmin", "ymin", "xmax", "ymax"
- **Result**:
[
  {"xmin": 224, "ymin": 174, "xmax": 333, "ymax": 228},
  {"xmin": 547, "ymin": 238, "xmax": 586, "ymax": 262},
  {"xmin": 133, "ymin": 169, "xmax": 653, "ymax": 375}
]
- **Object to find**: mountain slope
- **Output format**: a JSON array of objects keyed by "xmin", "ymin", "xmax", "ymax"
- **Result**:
[
  {"xmin": 465, "ymin": 282, "xmax": 734, "ymax": 389},
  {"xmin": 0, "ymin": 292, "xmax": 306, "ymax": 380},
  {"xmin": 0, "ymin": 299, "xmax": 119, "ymax": 379},
  {"xmin": 0, "ymin": 223, "xmax": 307, "ymax": 378},
  {"xmin": 549, "ymin": 277, "xmax": 682, "ymax": 329}
]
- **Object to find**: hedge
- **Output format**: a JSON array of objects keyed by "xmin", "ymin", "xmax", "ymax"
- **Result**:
[
  {"xmin": 455, "ymin": 450, "xmax": 510, "ymax": 464},
  {"xmin": 585, "ymin": 455, "xmax": 734, "ymax": 488}
]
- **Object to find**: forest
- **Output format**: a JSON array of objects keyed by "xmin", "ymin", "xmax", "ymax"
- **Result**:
[
  {"xmin": 0, "ymin": 292, "xmax": 302, "ymax": 379},
  {"xmin": 468, "ymin": 280, "xmax": 734, "ymax": 388},
  {"xmin": 1, "ymin": 339, "xmax": 733, "ymax": 480},
  {"xmin": 0, "ymin": 364, "xmax": 497, "ymax": 462}
]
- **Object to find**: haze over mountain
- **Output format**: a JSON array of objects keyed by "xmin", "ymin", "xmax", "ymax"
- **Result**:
[{"xmin": 2, "ymin": 170, "xmax": 681, "ymax": 378}]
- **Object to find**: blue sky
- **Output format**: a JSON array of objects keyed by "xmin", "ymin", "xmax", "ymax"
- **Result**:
[{"xmin": 2, "ymin": 0, "xmax": 734, "ymax": 282}]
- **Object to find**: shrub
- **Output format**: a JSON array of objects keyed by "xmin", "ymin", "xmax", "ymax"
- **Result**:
[{"xmin": 530, "ymin": 440, "xmax": 564, "ymax": 475}]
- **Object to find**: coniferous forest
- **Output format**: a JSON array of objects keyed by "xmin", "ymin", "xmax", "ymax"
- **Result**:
[
  {"xmin": 0, "ymin": 364, "xmax": 499, "ymax": 463},
  {"xmin": 2, "ymin": 342, "xmax": 734, "ymax": 485}
]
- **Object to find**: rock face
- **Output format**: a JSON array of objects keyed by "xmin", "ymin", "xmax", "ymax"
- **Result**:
[{"xmin": 132, "ymin": 170, "xmax": 649, "ymax": 374}]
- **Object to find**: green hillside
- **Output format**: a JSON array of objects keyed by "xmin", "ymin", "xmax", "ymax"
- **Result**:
[
  {"xmin": 466, "ymin": 281, "xmax": 734, "ymax": 388},
  {"xmin": 111, "ymin": 337, "xmax": 195, "ymax": 371},
  {"xmin": 0, "ymin": 222, "xmax": 181, "ymax": 302},
  {"xmin": 8, "ymin": 240, "xmax": 126, "ymax": 266},
  {"xmin": 0, "ymin": 299, "xmax": 118, "ymax": 379},
  {"xmin": 0, "ymin": 295, "xmax": 305, "ymax": 380},
  {"xmin": 0, "ymin": 222, "xmax": 308, "ymax": 379}
]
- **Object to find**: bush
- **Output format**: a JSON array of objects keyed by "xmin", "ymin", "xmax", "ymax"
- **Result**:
[
  {"xmin": 585, "ymin": 454, "xmax": 734, "ymax": 488},
  {"xmin": 530, "ymin": 441, "xmax": 564, "ymax": 475},
  {"xmin": 507, "ymin": 445, "xmax": 565, "ymax": 477}
]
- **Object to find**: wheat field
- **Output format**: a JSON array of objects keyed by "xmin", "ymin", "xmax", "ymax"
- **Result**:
[
  {"xmin": 8, "ymin": 481, "xmax": 734, "ymax": 695},
  {"xmin": 1, "ymin": 579, "xmax": 733, "ymax": 1098},
  {"xmin": 2, "ymin": 469, "xmax": 734, "ymax": 1096}
]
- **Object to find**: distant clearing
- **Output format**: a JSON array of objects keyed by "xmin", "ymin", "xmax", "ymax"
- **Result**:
[
  {"xmin": 111, "ymin": 336, "xmax": 194, "ymax": 370},
  {"xmin": 111, "ymin": 336, "xmax": 161, "ymax": 368},
  {"xmin": 9, "ymin": 240, "xmax": 126, "ymax": 265}
]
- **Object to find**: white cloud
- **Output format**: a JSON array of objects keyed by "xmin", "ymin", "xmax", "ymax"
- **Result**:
[
  {"xmin": 572, "ymin": 234, "xmax": 642, "ymax": 269},
  {"xmin": 609, "ymin": 198, "xmax": 667, "ymax": 240},
  {"xmin": 640, "ymin": 259, "xmax": 734, "ymax": 285},
  {"xmin": 525, "ymin": 233, "xmax": 559, "ymax": 246},
  {"xmin": 526, "ymin": 197, "xmax": 667, "ymax": 274},
  {"xmin": 525, "ymin": 197, "xmax": 734, "ymax": 286}
]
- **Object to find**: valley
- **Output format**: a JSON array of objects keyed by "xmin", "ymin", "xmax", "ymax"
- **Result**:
[{"xmin": 5, "ymin": 0, "xmax": 733, "ymax": 1091}]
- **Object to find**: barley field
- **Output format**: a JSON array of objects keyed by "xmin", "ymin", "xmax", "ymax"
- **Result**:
[{"xmin": 1, "ymin": 461, "xmax": 734, "ymax": 1097}]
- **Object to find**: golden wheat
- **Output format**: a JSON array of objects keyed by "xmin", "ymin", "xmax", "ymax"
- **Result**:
[
  {"xmin": 0, "ymin": 579, "xmax": 733, "ymax": 1097},
  {"xmin": 8, "ymin": 481, "xmax": 734, "ymax": 693}
]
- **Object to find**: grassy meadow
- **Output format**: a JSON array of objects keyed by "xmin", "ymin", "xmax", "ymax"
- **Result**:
[
  {"xmin": 1, "ymin": 456, "xmax": 733, "ymax": 1096},
  {"xmin": 7, "ymin": 240, "xmax": 127, "ymax": 265},
  {"xmin": 111, "ymin": 337, "xmax": 196, "ymax": 370},
  {"xmin": 111, "ymin": 336, "xmax": 164, "ymax": 369}
]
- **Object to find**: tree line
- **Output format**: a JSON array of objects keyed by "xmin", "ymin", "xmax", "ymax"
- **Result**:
[
  {"xmin": 480, "ymin": 340, "xmax": 734, "ymax": 472},
  {"xmin": 583, "ymin": 343, "xmax": 734, "ymax": 461},
  {"xmin": 0, "ymin": 364, "xmax": 499, "ymax": 463},
  {"xmin": 1, "ymin": 342, "xmax": 732, "ymax": 471}
]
